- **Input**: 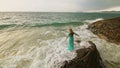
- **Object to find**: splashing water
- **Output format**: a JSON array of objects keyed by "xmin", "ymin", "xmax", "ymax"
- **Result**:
[
  {"xmin": 0, "ymin": 12, "xmax": 120, "ymax": 68},
  {"xmin": 0, "ymin": 23, "xmax": 120, "ymax": 68}
]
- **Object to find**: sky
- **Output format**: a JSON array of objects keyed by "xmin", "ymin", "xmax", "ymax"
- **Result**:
[{"xmin": 0, "ymin": 0, "xmax": 120, "ymax": 12}]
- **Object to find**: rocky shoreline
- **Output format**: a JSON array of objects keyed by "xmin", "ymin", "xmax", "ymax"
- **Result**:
[{"xmin": 88, "ymin": 17, "xmax": 120, "ymax": 44}]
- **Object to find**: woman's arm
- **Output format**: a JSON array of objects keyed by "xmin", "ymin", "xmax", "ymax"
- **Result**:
[
  {"xmin": 74, "ymin": 32, "xmax": 79, "ymax": 36},
  {"xmin": 65, "ymin": 35, "xmax": 68, "ymax": 41}
]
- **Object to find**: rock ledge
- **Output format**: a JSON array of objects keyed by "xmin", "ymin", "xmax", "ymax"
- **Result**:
[{"xmin": 61, "ymin": 41, "xmax": 105, "ymax": 68}]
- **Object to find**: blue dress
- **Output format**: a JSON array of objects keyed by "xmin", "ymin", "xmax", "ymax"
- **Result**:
[{"xmin": 68, "ymin": 33, "xmax": 74, "ymax": 51}]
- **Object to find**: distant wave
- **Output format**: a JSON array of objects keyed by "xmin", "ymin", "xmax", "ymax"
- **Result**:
[
  {"xmin": 84, "ymin": 18, "xmax": 104, "ymax": 24},
  {"xmin": 0, "ymin": 17, "xmax": 11, "ymax": 20},
  {"xmin": 30, "ymin": 22, "xmax": 83, "ymax": 27},
  {"xmin": 0, "ymin": 22, "xmax": 84, "ymax": 29},
  {"xmin": 0, "ymin": 24, "xmax": 17, "ymax": 30}
]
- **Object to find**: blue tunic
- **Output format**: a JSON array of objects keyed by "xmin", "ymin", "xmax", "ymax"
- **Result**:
[{"xmin": 68, "ymin": 33, "xmax": 74, "ymax": 51}]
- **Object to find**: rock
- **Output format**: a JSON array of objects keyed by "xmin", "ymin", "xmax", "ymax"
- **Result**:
[
  {"xmin": 61, "ymin": 41, "xmax": 105, "ymax": 68},
  {"xmin": 88, "ymin": 17, "xmax": 120, "ymax": 44}
]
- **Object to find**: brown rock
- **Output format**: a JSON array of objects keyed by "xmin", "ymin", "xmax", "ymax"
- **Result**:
[{"xmin": 88, "ymin": 17, "xmax": 120, "ymax": 44}]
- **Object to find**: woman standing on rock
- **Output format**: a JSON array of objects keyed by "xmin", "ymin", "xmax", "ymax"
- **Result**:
[{"xmin": 66, "ymin": 28, "xmax": 79, "ymax": 51}]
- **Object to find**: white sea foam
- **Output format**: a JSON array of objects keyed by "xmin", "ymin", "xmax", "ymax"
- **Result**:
[
  {"xmin": 0, "ymin": 27, "xmax": 78, "ymax": 68},
  {"xmin": 0, "ymin": 19, "xmax": 120, "ymax": 68}
]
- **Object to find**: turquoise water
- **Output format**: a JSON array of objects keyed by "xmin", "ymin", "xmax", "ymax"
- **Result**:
[
  {"xmin": 0, "ymin": 12, "xmax": 120, "ymax": 28},
  {"xmin": 0, "ymin": 12, "xmax": 120, "ymax": 68}
]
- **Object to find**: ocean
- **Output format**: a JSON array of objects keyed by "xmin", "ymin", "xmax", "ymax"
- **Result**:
[{"xmin": 0, "ymin": 12, "xmax": 120, "ymax": 68}]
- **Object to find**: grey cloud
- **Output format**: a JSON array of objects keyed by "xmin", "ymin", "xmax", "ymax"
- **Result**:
[
  {"xmin": 0, "ymin": 0, "xmax": 120, "ymax": 12},
  {"xmin": 78, "ymin": 0, "xmax": 120, "ymax": 10}
]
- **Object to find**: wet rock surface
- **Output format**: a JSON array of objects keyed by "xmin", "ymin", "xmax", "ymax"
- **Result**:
[{"xmin": 61, "ymin": 41, "xmax": 105, "ymax": 68}]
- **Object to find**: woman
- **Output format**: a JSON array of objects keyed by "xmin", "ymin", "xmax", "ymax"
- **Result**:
[{"xmin": 66, "ymin": 28, "xmax": 79, "ymax": 51}]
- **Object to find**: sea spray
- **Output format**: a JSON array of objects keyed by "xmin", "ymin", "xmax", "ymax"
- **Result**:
[{"xmin": 0, "ymin": 12, "xmax": 120, "ymax": 68}]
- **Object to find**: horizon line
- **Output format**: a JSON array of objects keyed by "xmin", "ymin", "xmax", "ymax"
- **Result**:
[{"xmin": 0, "ymin": 10, "xmax": 120, "ymax": 13}]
